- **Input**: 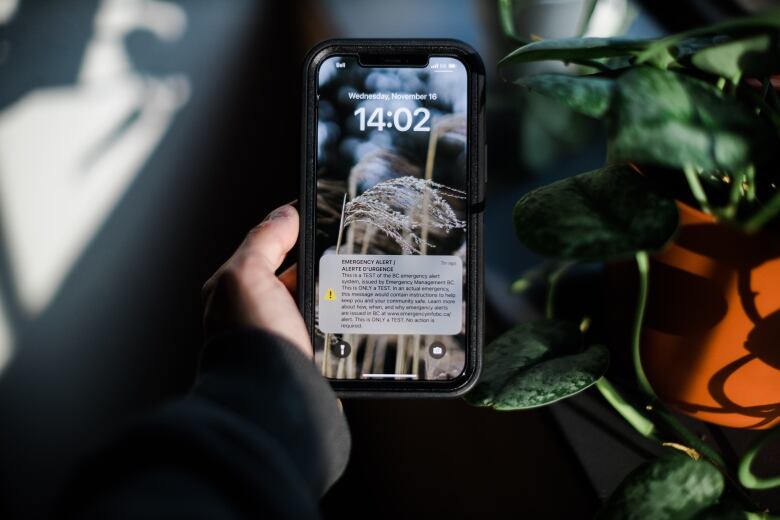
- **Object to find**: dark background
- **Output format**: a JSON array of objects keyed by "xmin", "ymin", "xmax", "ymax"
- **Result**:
[{"xmin": 0, "ymin": 1, "xmax": 775, "ymax": 518}]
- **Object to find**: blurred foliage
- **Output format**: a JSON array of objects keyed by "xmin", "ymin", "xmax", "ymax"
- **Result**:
[{"xmin": 518, "ymin": 91, "xmax": 596, "ymax": 173}]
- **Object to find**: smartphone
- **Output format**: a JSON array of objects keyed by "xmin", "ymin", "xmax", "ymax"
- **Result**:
[{"xmin": 299, "ymin": 39, "xmax": 485, "ymax": 396}]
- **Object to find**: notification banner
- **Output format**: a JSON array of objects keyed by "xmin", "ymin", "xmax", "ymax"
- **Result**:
[{"xmin": 318, "ymin": 254, "xmax": 462, "ymax": 335}]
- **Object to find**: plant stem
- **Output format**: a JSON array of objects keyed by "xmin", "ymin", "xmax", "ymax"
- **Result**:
[
  {"xmin": 653, "ymin": 406, "xmax": 725, "ymax": 468},
  {"xmin": 739, "ymin": 428, "xmax": 780, "ymax": 490},
  {"xmin": 756, "ymin": 76, "xmax": 772, "ymax": 117},
  {"xmin": 360, "ymin": 224, "xmax": 374, "ymax": 254},
  {"xmin": 724, "ymin": 164, "xmax": 756, "ymax": 221},
  {"xmin": 545, "ymin": 261, "xmax": 573, "ymax": 319},
  {"xmin": 346, "ymin": 333, "xmax": 356, "ymax": 378},
  {"xmin": 745, "ymin": 189, "xmax": 780, "ymax": 233},
  {"xmin": 632, "ymin": 251, "xmax": 655, "ymax": 399},
  {"xmin": 414, "ymin": 126, "xmax": 441, "ymax": 377},
  {"xmin": 597, "ymin": 251, "xmax": 752, "ymax": 500},
  {"xmin": 321, "ymin": 334, "xmax": 330, "ymax": 377},
  {"xmin": 346, "ymin": 177, "xmax": 357, "ymax": 255},
  {"xmin": 498, "ymin": 0, "xmax": 526, "ymax": 43},
  {"xmin": 619, "ymin": 253, "xmax": 726, "ymax": 464},
  {"xmin": 602, "ymin": 250, "xmax": 753, "ymax": 504},
  {"xmin": 597, "ymin": 380, "xmax": 745, "ymax": 501},
  {"xmin": 375, "ymin": 337, "xmax": 388, "ymax": 373},
  {"xmin": 394, "ymin": 335, "xmax": 405, "ymax": 375},
  {"xmin": 745, "ymin": 164, "xmax": 756, "ymax": 202},
  {"xmin": 576, "ymin": 0, "xmax": 598, "ymax": 37},
  {"xmin": 411, "ymin": 333, "xmax": 421, "ymax": 378},
  {"xmin": 760, "ymin": 76, "xmax": 771, "ymax": 100},
  {"xmin": 722, "ymin": 167, "xmax": 744, "ymax": 221},
  {"xmin": 595, "ymin": 377, "xmax": 658, "ymax": 439},
  {"xmin": 335, "ymin": 193, "xmax": 347, "ymax": 254},
  {"xmin": 420, "ymin": 126, "xmax": 438, "ymax": 252},
  {"xmin": 683, "ymin": 164, "xmax": 712, "ymax": 215},
  {"xmin": 627, "ymin": 259, "xmax": 725, "ymax": 473},
  {"xmin": 595, "ymin": 378, "xmax": 730, "ymax": 478},
  {"xmin": 361, "ymin": 336, "xmax": 376, "ymax": 375}
]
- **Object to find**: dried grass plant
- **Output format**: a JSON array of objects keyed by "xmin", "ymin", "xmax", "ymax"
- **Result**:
[{"xmin": 338, "ymin": 176, "xmax": 465, "ymax": 255}]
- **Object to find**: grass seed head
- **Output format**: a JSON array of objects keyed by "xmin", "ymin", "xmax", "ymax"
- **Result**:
[{"xmin": 344, "ymin": 176, "xmax": 466, "ymax": 254}]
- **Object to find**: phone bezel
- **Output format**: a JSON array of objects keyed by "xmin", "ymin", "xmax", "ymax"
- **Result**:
[{"xmin": 299, "ymin": 39, "xmax": 485, "ymax": 397}]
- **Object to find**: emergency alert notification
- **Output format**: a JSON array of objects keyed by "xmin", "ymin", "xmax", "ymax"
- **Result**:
[{"xmin": 318, "ymin": 254, "xmax": 462, "ymax": 335}]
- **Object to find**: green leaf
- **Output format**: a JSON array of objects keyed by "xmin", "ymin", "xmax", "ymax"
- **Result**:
[
  {"xmin": 598, "ymin": 453, "xmax": 724, "ymax": 520},
  {"xmin": 516, "ymin": 74, "xmax": 615, "ymax": 118},
  {"xmin": 493, "ymin": 343, "xmax": 609, "ymax": 409},
  {"xmin": 499, "ymin": 37, "xmax": 650, "ymax": 68},
  {"xmin": 465, "ymin": 319, "xmax": 609, "ymax": 410},
  {"xmin": 608, "ymin": 66, "xmax": 770, "ymax": 172},
  {"xmin": 691, "ymin": 34, "xmax": 777, "ymax": 83},
  {"xmin": 637, "ymin": 9, "xmax": 780, "ymax": 65},
  {"xmin": 513, "ymin": 165, "xmax": 678, "ymax": 261}
]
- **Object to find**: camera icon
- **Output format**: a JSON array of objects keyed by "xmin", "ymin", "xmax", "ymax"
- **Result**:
[{"xmin": 428, "ymin": 341, "xmax": 446, "ymax": 359}]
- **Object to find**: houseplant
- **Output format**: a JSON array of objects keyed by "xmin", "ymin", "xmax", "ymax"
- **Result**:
[{"xmin": 468, "ymin": 6, "xmax": 780, "ymax": 518}]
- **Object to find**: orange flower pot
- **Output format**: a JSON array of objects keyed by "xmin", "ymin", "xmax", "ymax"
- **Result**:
[{"xmin": 641, "ymin": 202, "xmax": 780, "ymax": 429}]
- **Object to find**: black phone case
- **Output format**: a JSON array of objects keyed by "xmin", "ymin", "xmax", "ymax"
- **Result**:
[{"xmin": 299, "ymin": 39, "xmax": 485, "ymax": 397}]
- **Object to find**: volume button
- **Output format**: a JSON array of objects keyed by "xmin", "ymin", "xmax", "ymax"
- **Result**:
[{"xmin": 484, "ymin": 144, "xmax": 488, "ymax": 184}]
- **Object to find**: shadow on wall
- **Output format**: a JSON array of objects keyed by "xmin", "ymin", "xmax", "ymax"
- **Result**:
[
  {"xmin": 0, "ymin": 0, "xmax": 190, "ymax": 328},
  {"xmin": 0, "ymin": 1, "xmax": 307, "ymax": 517}
]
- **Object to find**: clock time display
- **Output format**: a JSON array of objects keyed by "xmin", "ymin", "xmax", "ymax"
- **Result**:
[{"xmin": 353, "ymin": 107, "xmax": 431, "ymax": 132}]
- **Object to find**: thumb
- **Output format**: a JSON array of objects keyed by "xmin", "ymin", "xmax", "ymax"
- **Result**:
[{"xmin": 243, "ymin": 204, "xmax": 299, "ymax": 272}]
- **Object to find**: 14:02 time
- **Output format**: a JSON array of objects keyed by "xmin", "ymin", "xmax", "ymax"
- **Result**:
[{"xmin": 353, "ymin": 107, "xmax": 431, "ymax": 132}]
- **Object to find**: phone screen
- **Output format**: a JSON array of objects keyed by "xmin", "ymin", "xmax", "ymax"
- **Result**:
[{"xmin": 314, "ymin": 54, "xmax": 468, "ymax": 381}]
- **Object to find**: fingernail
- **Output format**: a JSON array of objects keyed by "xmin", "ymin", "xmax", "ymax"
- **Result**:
[{"xmin": 266, "ymin": 205, "xmax": 292, "ymax": 221}]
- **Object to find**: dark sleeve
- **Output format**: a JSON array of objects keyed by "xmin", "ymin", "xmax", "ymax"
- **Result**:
[{"xmin": 58, "ymin": 328, "xmax": 350, "ymax": 519}]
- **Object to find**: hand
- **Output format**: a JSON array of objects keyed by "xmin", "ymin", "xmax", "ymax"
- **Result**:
[{"xmin": 202, "ymin": 204, "xmax": 311, "ymax": 358}]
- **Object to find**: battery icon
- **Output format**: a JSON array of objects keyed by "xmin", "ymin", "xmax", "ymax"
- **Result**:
[{"xmin": 447, "ymin": 63, "xmax": 456, "ymax": 69}]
